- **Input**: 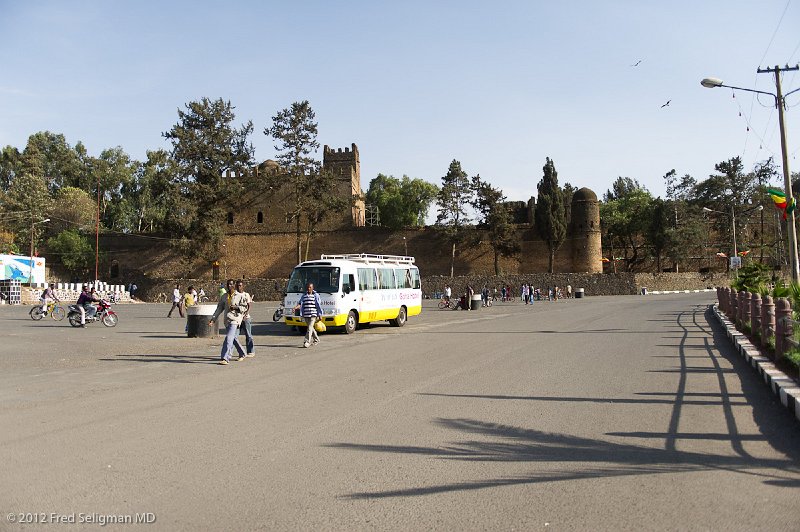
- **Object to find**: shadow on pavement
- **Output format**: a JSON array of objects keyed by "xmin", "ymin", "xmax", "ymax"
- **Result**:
[{"xmin": 325, "ymin": 304, "xmax": 800, "ymax": 500}]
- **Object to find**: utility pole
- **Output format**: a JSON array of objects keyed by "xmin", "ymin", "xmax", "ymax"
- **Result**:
[{"xmin": 758, "ymin": 64, "xmax": 800, "ymax": 283}]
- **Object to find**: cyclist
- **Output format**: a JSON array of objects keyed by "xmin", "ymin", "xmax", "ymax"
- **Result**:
[{"xmin": 39, "ymin": 283, "xmax": 60, "ymax": 316}]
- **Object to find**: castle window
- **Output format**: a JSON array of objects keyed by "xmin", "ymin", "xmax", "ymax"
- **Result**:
[
  {"xmin": 227, "ymin": 212, "xmax": 234, "ymax": 224},
  {"xmin": 257, "ymin": 211, "xmax": 263, "ymax": 224}
]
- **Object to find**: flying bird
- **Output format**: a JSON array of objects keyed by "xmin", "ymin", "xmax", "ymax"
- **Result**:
[
  {"xmin": 630, "ymin": 59, "xmax": 643, "ymax": 67},
  {"xmin": 661, "ymin": 100, "xmax": 671, "ymax": 108}
]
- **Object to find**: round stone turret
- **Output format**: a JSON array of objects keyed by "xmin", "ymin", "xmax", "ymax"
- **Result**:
[{"xmin": 571, "ymin": 187, "xmax": 602, "ymax": 273}]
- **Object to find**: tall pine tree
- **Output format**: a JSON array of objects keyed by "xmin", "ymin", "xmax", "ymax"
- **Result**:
[
  {"xmin": 435, "ymin": 160, "xmax": 472, "ymax": 277},
  {"xmin": 534, "ymin": 157, "xmax": 566, "ymax": 273}
]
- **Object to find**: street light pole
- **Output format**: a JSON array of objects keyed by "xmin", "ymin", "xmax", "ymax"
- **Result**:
[
  {"xmin": 730, "ymin": 203, "xmax": 737, "ymax": 259},
  {"xmin": 28, "ymin": 218, "xmax": 50, "ymax": 284},
  {"xmin": 701, "ymin": 66, "xmax": 800, "ymax": 282},
  {"xmin": 767, "ymin": 65, "xmax": 800, "ymax": 282}
]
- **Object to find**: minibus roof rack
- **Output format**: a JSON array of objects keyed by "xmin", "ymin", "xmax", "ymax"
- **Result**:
[{"xmin": 320, "ymin": 253, "xmax": 415, "ymax": 265}]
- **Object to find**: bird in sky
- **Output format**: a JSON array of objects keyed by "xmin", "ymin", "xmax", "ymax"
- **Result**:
[
  {"xmin": 630, "ymin": 59, "xmax": 643, "ymax": 67},
  {"xmin": 661, "ymin": 100, "xmax": 671, "ymax": 108}
]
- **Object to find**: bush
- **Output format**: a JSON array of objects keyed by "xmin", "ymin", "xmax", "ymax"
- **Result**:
[{"xmin": 46, "ymin": 230, "xmax": 93, "ymax": 274}]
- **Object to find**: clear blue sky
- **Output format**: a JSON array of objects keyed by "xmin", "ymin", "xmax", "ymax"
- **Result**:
[{"xmin": 1, "ymin": 0, "xmax": 799, "ymax": 207}]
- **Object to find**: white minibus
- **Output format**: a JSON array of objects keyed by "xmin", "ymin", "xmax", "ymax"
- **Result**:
[{"xmin": 283, "ymin": 254, "xmax": 422, "ymax": 333}]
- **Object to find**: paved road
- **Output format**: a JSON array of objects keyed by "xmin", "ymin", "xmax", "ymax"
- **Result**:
[{"xmin": 1, "ymin": 295, "xmax": 799, "ymax": 531}]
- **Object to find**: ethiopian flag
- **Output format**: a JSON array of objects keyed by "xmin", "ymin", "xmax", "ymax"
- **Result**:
[{"xmin": 768, "ymin": 188, "xmax": 796, "ymax": 220}]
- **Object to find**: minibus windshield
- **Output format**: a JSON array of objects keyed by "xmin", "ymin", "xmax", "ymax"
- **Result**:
[{"xmin": 287, "ymin": 266, "xmax": 340, "ymax": 294}]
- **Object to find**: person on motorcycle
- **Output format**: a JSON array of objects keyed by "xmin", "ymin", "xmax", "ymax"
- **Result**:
[{"xmin": 76, "ymin": 285, "xmax": 99, "ymax": 327}]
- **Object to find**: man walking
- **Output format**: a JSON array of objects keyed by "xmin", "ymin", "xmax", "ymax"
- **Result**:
[
  {"xmin": 294, "ymin": 282, "xmax": 322, "ymax": 348},
  {"xmin": 167, "ymin": 283, "xmax": 184, "ymax": 318},
  {"xmin": 209, "ymin": 279, "xmax": 249, "ymax": 365}
]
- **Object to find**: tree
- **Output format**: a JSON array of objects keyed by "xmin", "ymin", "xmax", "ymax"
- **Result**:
[
  {"xmin": 435, "ymin": 160, "xmax": 473, "ymax": 277},
  {"xmin": 562, "ymin": 182, "xmax": 576, "ymax": 227},
  {"xmin": 164, "ymin": 97, "xmax": 254, "ymax": 259},
  {"xmin": 534, "ymin": 158, "xmax": 566, "ymax": 273},
  {"xmin": 94, "ymin": 146, "xmax": 137, "ymax": 231},
  {"xmin": 4, "ymin": 173, "xmax": 53, "ymax": 252},
  {"xmin": 365, "ymin": 174, "xmax": 438, "ymax": 230},
  {"xmin": 600, "ymin": 179, "xmax": 653, "ymax": 271},
  {"xmin": 267, "ymin": 101, "xmax": 348, "ymax": 263},
  {"xmin": 124, "ymin": 149, "xmax": 180, "ymax": 233},
  {"xmin": 46, "ymin": 229, "xmax": 93, "ymax": 274},
  {"xmin": 472, "ymin": 175, "xmax": 520, "ymax": 274},
  {"xmin": 647, "ymin": 197, "xmax": 671, "ymax": 272},
  {"xmin": 604, "ymin": 176, "xmax": 645, "ymax": 201},
  {"xmin": 50, "ymin": 186, "xmax": 95, "ymax": 233},
  {"xmin": 19, "ymin": 132, "xmax": 83, "ymax": 192},
  {"xmin": 0, "ymin": 146, "xmax": 21, "ymax": 191},
  {"xmin": 693, "ymin": 156, "xmax": 760, "ymax": 262}
]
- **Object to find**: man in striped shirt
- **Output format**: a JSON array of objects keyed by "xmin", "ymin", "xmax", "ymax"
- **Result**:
[{"xmin": 294, "ymin": 282, "xmax": 323, "ymax": 348}]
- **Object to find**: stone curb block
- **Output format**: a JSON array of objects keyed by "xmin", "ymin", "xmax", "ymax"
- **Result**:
[
  {"xmin": 646, "ymin": 289, "xmax": 716, "ymax": 295},
  {"xmin": 711, "ymin": 304, "xmax": 800, "ymax": 422}
]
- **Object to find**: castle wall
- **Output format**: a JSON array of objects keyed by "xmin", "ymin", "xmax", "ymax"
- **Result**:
[{"xmin": 97, "ymin": 222, "xmax": 600, "ymax": 285}]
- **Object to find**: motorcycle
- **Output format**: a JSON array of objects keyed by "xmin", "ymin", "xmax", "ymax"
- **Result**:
[
  {"xmin": 67, "ymin": 299, "xmax": 119, "ymax": 328},
  {"xmin": 273, "ymin": 302, "xmax": 285, "ymax": 322}
]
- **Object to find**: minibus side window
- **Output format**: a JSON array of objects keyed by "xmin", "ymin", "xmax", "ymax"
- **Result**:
[
  {"xmin": 378, "ymin": 268, "xmax": 395, "ymax": 289},
  {"xmin": 395, "ymin": 268, "xmax": 411, "ymax": 289},
  {"xmin": 410, "ymin": 269, "xmax": 421, "ymax": 289},
  {"xmin": 343, "ymin": 274, "xmax": 356, "ymax": 293},
  {"xmin": 358, "ymin": 268, "xmax": 376, "ymax": 290}
]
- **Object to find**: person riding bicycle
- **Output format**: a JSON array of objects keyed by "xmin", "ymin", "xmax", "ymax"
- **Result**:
[
  {"xmin": 76, "ymin": 285, "xmax": 99, "ymax": 327},
  {"xmin": 39, "ymin": 283, "xmax": 60, "ymax": 315}
]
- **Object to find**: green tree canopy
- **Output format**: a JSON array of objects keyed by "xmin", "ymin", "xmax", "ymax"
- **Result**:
[
  {"xmin": 365, "ymin": 174, "xmax": 438, "ymax": 230},
  {"xmin": 164, "ymin": 97, "xmax": 254, "ymax": 259}
]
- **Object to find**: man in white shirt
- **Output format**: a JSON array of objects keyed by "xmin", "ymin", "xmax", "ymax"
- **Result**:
[{"xmin": 167, "ymin": 283, "xmax": 184, "ymax": 318}]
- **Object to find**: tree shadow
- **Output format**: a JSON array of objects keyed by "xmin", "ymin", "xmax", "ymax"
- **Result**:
[{"xmin": 325, "ymin": 304, "xmax": 800, "ymax": 500}]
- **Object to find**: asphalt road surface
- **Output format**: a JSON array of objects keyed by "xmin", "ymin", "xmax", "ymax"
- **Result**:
[{"xmin": 1, "ymin": 294, "xmax": 799, "ymax": 531}]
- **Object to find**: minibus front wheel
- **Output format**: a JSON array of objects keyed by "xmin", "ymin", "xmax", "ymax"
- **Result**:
[{"xmin": 344, "ymin": 310, "xmax": 358, "ymax": 334}]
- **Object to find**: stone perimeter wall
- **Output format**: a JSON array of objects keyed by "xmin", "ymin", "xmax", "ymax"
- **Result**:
[{"xmin": 133, "ymin": 272, "xmax": 724, "ymax": 303}]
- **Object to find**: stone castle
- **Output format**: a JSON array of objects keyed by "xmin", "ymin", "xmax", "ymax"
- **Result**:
[
  {"xmin": 225, "ymin": 144, "xmax": 365, "ymax": 232},
  {"xmin": 219, "ymin": 142, "xmax": 601, "ymax": 275},
  {"xmin": 95, "ymin": 143, "xmax": 601, "ymax": 281}
]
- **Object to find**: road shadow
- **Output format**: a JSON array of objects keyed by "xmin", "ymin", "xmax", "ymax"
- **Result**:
[
  {"xmin": 99, "ymin": 353, "xmax": 219, "ymax": 364},
  {"xmin": 325, "ymin": 304, "xmax": 800, "ymax": 500}
]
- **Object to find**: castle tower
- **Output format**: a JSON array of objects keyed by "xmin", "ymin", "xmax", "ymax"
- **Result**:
[
  {"xmin": 570, "ymin": 187, "xmax": 602, "ymax": 273},
  {"xmin": 323, "ymin": 143, "xmax": 365, "ymax": 227}
]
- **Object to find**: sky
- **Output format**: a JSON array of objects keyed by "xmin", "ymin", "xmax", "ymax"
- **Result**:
[{"xmin": 1, "ymin": 0, "xmax": 799, "ymax": 208}]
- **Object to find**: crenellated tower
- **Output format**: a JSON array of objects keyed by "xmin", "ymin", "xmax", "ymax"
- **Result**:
[{"xmin": 323, "ymin": 144, "xmax": 365, "ymax": 227}]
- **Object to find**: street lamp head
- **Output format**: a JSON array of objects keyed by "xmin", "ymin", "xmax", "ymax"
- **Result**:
[
  {"xmin": 42, "ymin": 218, "xmax": 50, "ymax": 223},
  {"xmin": 756, "ymin": 205, "xmax": 764, "ymax": 212},
  {"xmin": 702, "ymin": 207, "xmax": 713, "ymax": 212},
  {"xmin": 701, "ymin": 77, "xmax": 724, "ymax": 88}
]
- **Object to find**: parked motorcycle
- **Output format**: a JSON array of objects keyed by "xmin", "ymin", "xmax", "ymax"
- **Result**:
[
  {"xmin": 273, "ymin": 303, "xmax": 284, "ymax": 322},
  {"xmin": 67, "ymin": 299, "xmax": 119, "ymax": 328}
]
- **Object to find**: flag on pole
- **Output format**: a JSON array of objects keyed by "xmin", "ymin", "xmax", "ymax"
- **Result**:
[
  {"xmin": 716, "ymin": 252, "xmax": 728, "ymax": 258},
  {"xmin": 738, "ymin": 250, "xmax": 750, "ymax": 257},
  {"xmin": 768, "ymin": 188, "xmax": 796, "ymax": 220}
]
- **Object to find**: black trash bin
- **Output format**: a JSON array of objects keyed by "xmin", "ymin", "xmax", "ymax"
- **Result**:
[
  {"xmin": 186, "ymin": 304, "xmax": 218, "ymax": 338},
  {"xmin": 470, "ymin": 295, "xmax": 482, "ymax": 310},
  {"xmin": 575, "ymin": 288, "xmax": 585, "ymax": 299}
]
